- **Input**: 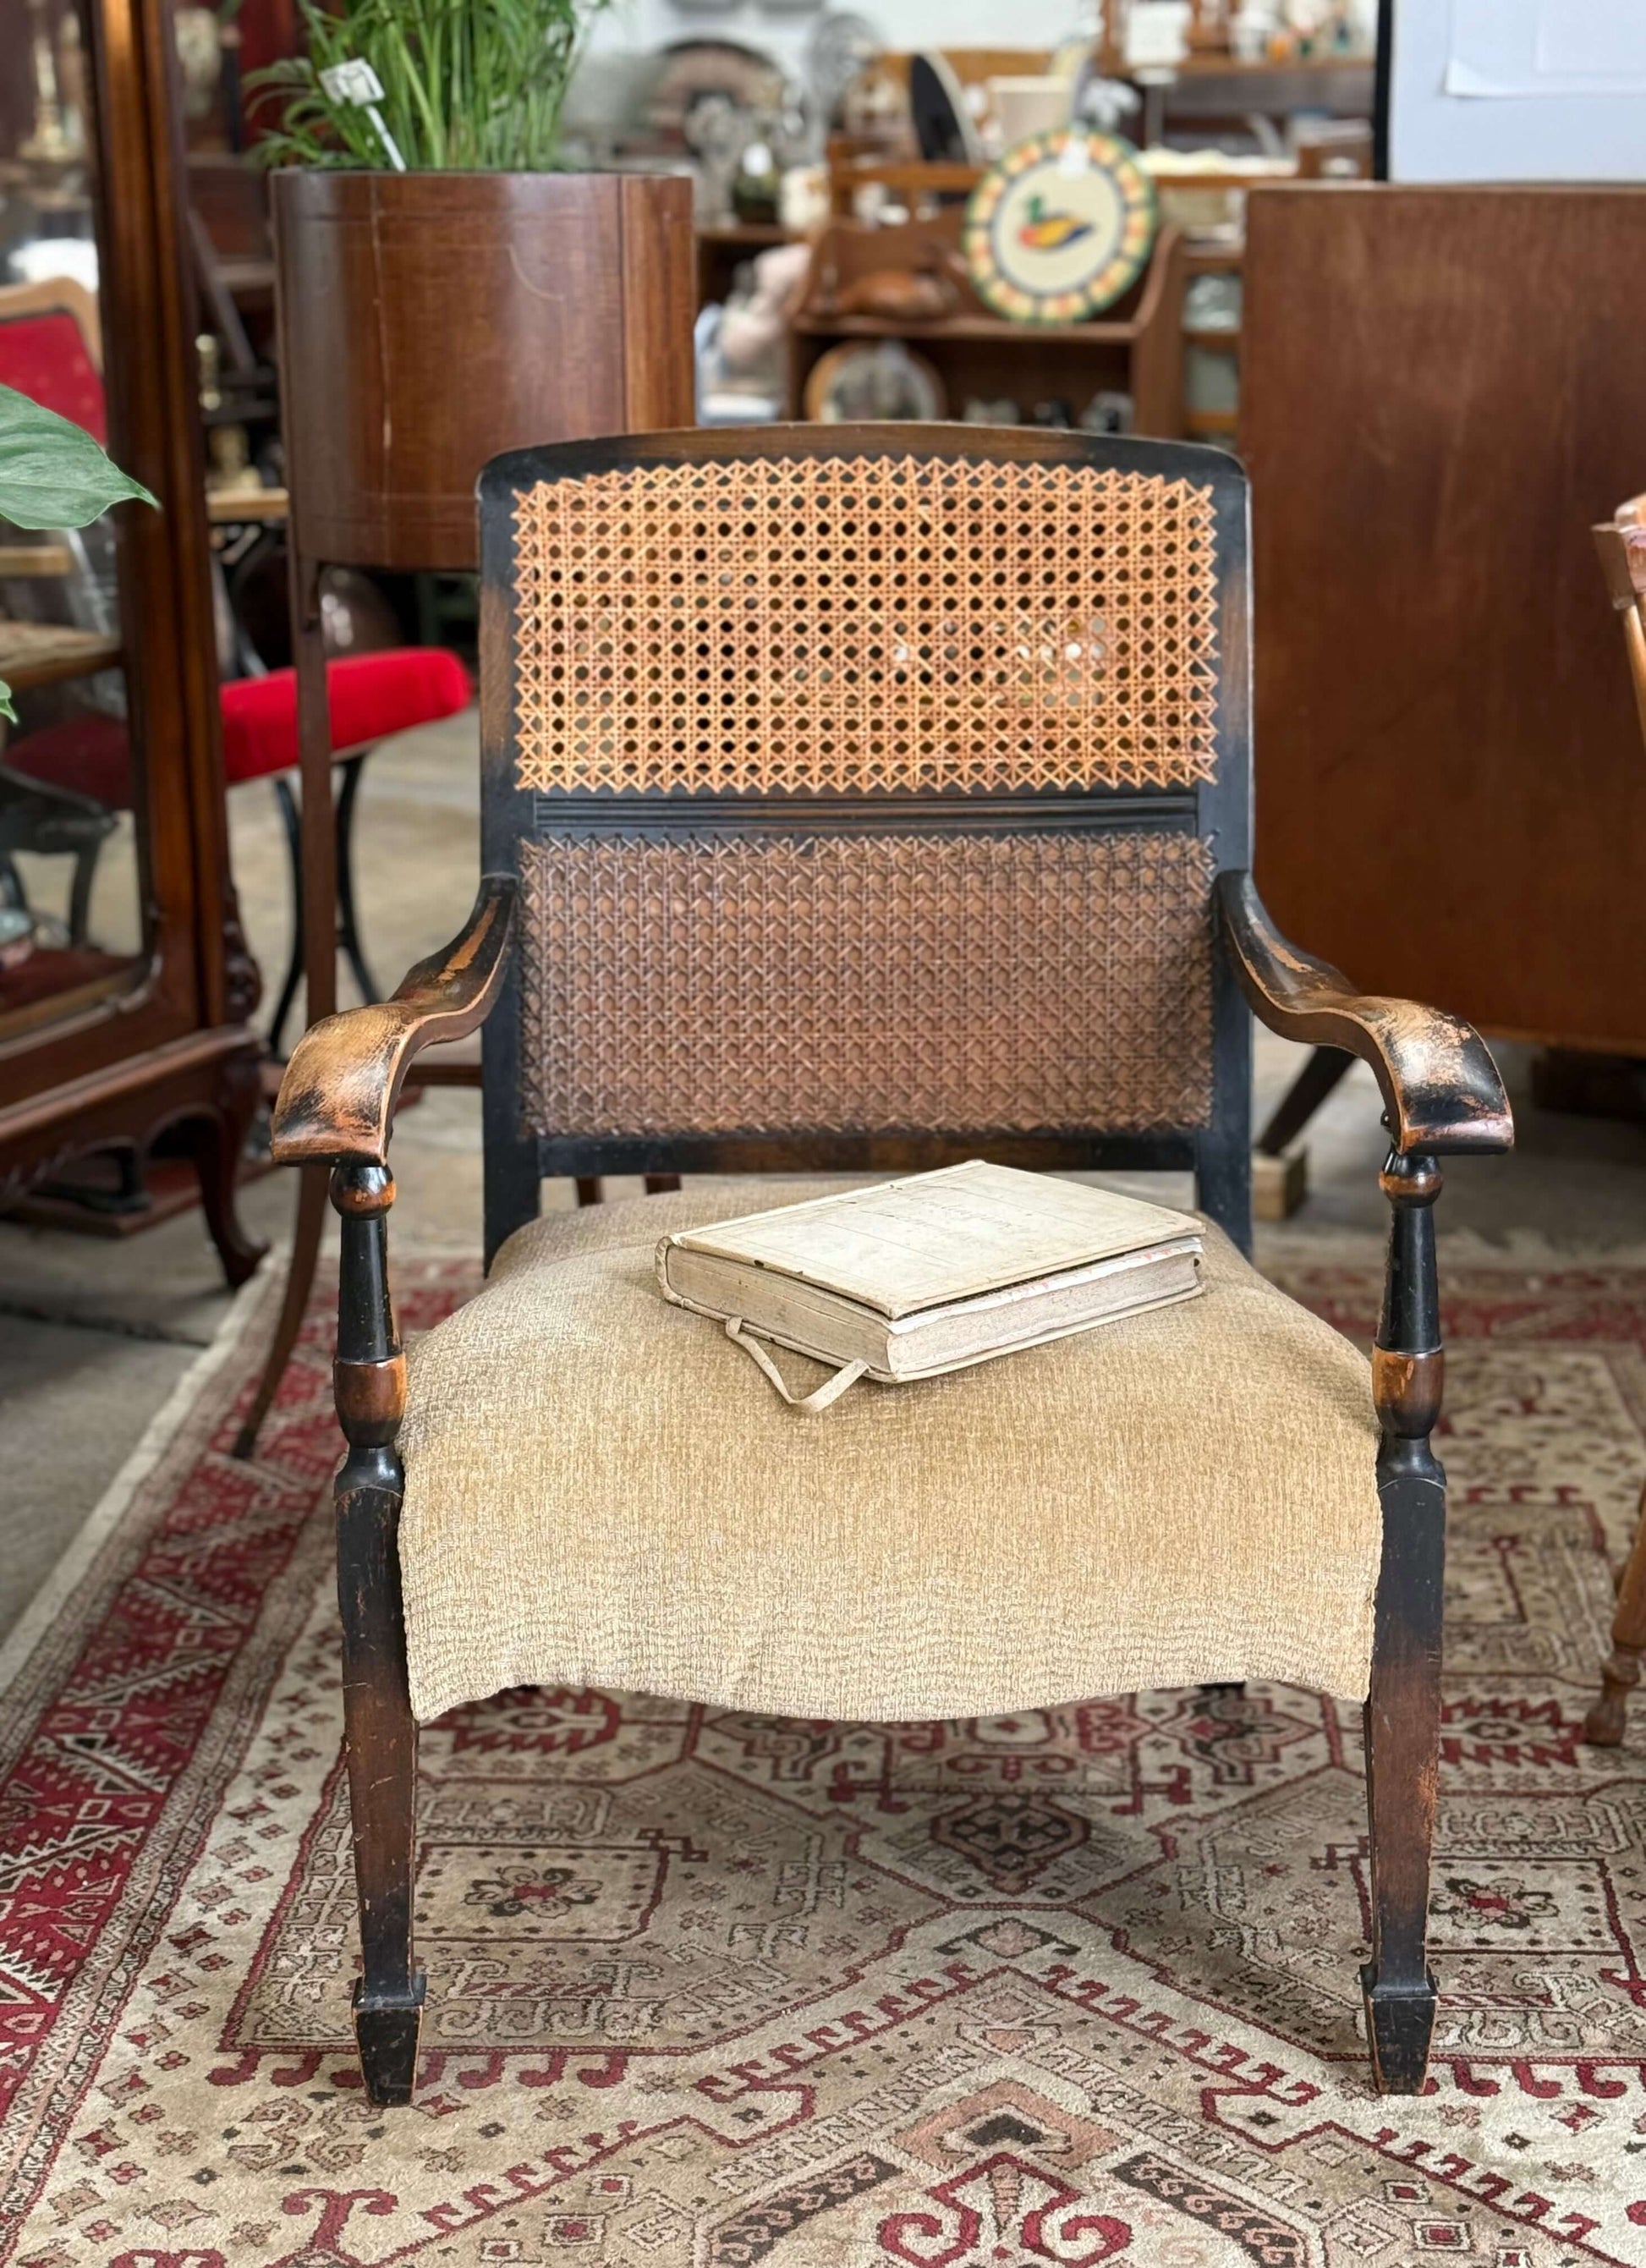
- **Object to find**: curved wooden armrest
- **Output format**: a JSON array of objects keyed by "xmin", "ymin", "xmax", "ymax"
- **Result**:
[
  {"xmin": 1216, "ymin": 870, "xmax": 1512, "ymax": 1156},
  {"xmin": 272, "ymin": 875, "xmax": 517, "ymax": 1167}
]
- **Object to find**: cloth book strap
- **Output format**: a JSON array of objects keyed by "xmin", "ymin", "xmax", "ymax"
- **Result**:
[{"xmin": 724, "ymin": 1317, "xmax": 867, "ymax": 1414}]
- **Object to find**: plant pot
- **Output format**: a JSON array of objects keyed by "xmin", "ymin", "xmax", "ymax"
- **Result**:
[{"xmin": 272, "ymin": 168, "xmax": 695, "ymax": 572}]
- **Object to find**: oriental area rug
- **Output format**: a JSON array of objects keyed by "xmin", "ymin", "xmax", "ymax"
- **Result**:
[{"xmin": 6, "ymin": 1249, "xmax": 1646, "ymax": 2265}]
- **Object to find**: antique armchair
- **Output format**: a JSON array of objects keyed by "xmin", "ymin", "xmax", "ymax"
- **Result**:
[{"xmin": 272, "ymin": 426, "xmax": 1512, "ymax": 2108}]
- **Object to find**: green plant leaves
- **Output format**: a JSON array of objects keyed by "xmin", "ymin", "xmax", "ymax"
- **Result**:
[
  {"xmin": 0, "ymin": 382, "xmax": 157, "ymax": 531},
  {"xmin": 248, "ymin": 0, "xmax": 603, "ymax": 171},
  {"xmin": 0, "ymin": 383, "xmax": 156, "ymax": 721}
]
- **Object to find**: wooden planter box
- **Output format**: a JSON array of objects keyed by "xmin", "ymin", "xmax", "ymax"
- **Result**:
[{"xmin": 272, "ymin": 169, "xmax": 695, "ymax": 572}]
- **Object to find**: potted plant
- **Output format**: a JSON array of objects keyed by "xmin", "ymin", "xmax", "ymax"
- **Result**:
[{"xmin": 252, "ymin": 0, "xmax": 694, "ymax": 572}]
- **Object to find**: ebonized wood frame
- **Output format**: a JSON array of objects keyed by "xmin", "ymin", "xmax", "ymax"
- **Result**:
[{"xmin": 270, "ymin": 426, "xmax": 1512, "ymax": 2107}]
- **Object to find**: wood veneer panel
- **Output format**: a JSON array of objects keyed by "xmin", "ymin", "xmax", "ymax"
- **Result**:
[
  {"xmin": 1243, "ymin": 184, "xmax": 1646, "ymax": 1052},
  {"xmin": 618, "ymin": 174, "xmax": 695, "ymax": 436},
  {"xmin": 272, "ymin": 172, "xmax": 694, "ymax": 572}
]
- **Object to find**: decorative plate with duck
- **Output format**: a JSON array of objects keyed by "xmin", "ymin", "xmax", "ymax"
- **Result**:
[{"xmin": 963, "ymin": 129, "xmax": 1157, "ymax": 325}]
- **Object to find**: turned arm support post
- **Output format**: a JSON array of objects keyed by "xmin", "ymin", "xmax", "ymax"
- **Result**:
[
  {"xmin": 1218, "ymin": 867, "xmax": 1506, "ymax": 1447},
  {"xmin": 1374, "ymin": 1152, "xmax": 1444, "ymax": 1451},
  {"xmin": 271, "ymin": 876, "xmax": 516, "ymax": 1449},
  {"xmin": 1215, "ymin": 866, "xmax": 1510, "ymax": 1593},
  {"xmin": 333, "ymin": 1161, "xmax": 405, "ymax": 1485},
  {"xmin": 1215, "ymin": 870, "xmax": 1512, "ymax": 1353}
]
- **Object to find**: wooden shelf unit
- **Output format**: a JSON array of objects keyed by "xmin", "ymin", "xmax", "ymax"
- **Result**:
[
  {"xmin": 786, "ymin": 216, "xmax": 1187, "ymax": 437},
  {"xmin": 1137, "ymin": 52, "xmax": 1374, "ymax": 145},
  {"xmin": 793, "ymin": 309, "xmax": 1166, "ymax": 346},
  {"xmin": 1181, "ymin": 238, "xmax": 1243, "ymax": 445},
  {"xmin": 204, "ymin": 484, "xmax": 289, "ymax": 524},
  {"xmin": 0, "ymin": 544, "xmax": 74, "ymax": 578},
  {"xmin": 695, "ymin": 221, "xmax": 797, "ymax": 312},
  {"xmin": 0, "ymin": 623, "xmax": 124, "ymax": 694},
  {"xmin": 826, "ymin": 156, "xmax": 982, "ymax": 221}
]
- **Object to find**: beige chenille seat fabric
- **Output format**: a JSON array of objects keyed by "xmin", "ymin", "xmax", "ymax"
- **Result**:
[{"xmin": 398, "ymin": 1179, "xmax": 1383, "ymax": 1726}]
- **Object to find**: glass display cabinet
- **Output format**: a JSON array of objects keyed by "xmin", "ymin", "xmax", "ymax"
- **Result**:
[{"xmin": 0, "ymin": 0, "xmax": 263, "ymax": 1280}]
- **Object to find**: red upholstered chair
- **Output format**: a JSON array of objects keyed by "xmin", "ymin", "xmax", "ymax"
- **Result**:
[
  {"xmin": 4, "ymin": 646, "xmax": 472, "ymax": 1051},
  {"xmin": 0, "ymin": 277, "xmax": 107, "ymax": 437},
  {"xmin": 0, "ymin": 277, "xmax": 473, "ymax": 1052},
  {"xmin": 219, "ymin": 647, "xmax": 472, "ymax": 1048}
]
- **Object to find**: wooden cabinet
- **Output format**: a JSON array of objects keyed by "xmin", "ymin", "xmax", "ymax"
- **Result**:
[
  {"xmin": 0, "ymin": 0, "xmax": 263, "ymax": 1277},
  {"xmin": 1243, "ymin": 184, "xmax": 1646, "ymax": 1054}
]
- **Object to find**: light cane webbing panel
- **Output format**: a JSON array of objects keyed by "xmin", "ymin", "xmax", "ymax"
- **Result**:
[
  {"xmin": 511, "ymin": 456, "xmax": 1221, "ymax": 797},
  {"xmin": 519, "ymin": 830, "xmax": 1215, "ymax": 1138}
]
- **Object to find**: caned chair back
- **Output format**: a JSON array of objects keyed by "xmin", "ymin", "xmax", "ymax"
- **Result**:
[{"xmin": 477, "ymin": 426, "xmax": 1252, "ymax": 1257}]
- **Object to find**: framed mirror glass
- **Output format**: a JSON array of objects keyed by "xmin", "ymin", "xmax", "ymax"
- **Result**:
[{"xmin": 0, "ymin": 0, "xmax": 149, "ymax": 1042}]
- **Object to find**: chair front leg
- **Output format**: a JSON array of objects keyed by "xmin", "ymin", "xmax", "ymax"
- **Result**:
[
  {"xmin": 1362, "ymin": 1149, "xmax": 1446, "ymax": 2094},
  {"xmin": 332, "ymin": 1161, "xmax": 425, "ymax": 2107}
]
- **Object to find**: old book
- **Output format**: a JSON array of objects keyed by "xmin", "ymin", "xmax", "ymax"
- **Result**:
[{"xmin": 656, "ymin": 1161, "xmax": 1204, "ymax": 1410}]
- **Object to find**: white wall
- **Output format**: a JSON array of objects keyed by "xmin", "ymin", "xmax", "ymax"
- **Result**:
[
  {"xmin": 1389, "ymin": 0, "xmax": 1646, "ymax": 183},
  {"xmin": 587, "ymin": 0, "xmax": 1098, "ymax": 83}
]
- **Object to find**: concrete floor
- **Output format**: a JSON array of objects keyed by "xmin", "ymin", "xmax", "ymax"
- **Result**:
[{"xmin": 3, "ymin": 703, "xmax": 1645, "ymax": 1642}]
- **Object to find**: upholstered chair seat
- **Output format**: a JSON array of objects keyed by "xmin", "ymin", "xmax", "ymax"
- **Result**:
[{"xmin": 398, "ymin": 1178, "xmax": 1382, "ymax": 1727}]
